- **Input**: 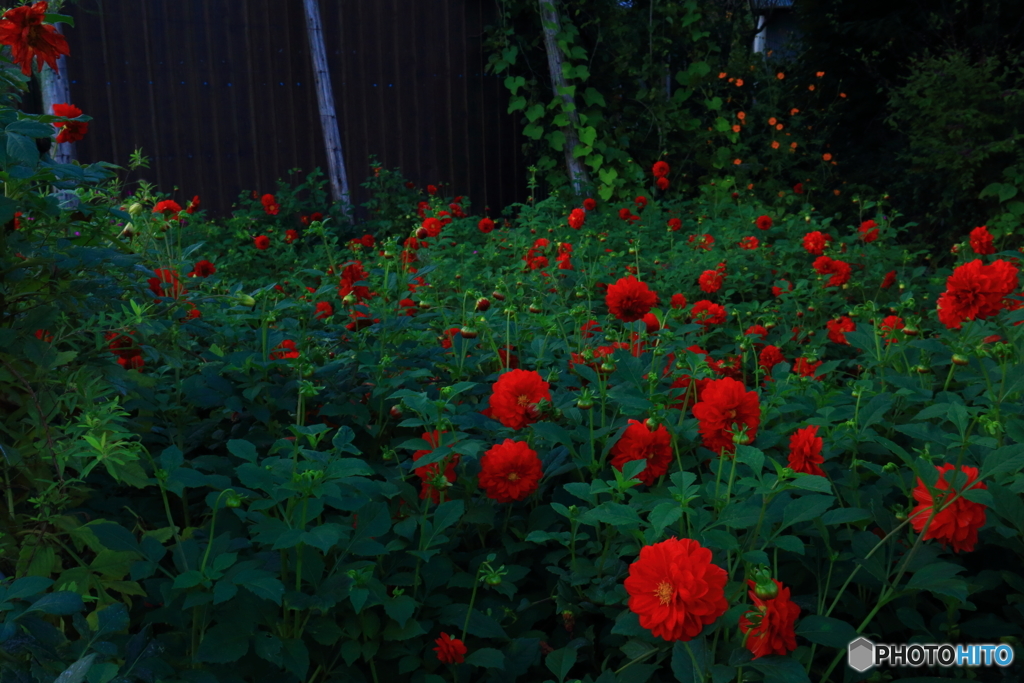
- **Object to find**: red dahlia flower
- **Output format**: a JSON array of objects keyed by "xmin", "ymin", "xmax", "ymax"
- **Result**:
[
  {"xmin": 667, "ymin": 217, "xmax": 682, "ymax": 232},
  {"xmin": 793, "ymin": 182, "xmax": 805, "ymax": 195},
  {"xmin": 739, "ymin": 579, "xmax": 800, "ymax": 658},
  {"xmin": 606, "ymin": 275, "xmax": 658, "ymax": 323},
  {"xmin": 881, "ymin": 270, "xmax": 897, "ymax": 289},
  {"xmin": 698, "ymin": 269, "xmax": 724, "ymax": 293},
  {"xmin": 285, "ymin": 229, "xmax": 299, "ymax": 244},
  {"xmin": 314, "ymin": 301, "xmax": 334, "ymax": 319},
  {"xmin": 254, "ymin": 235, "xmax": 270, "ymax": 250},
  {"xmin": 690, "ymin": 300, "xmax": 726, "ymax": 327},
  {"xmin": 635, "ymin": 196, "xmax": 648, "ymax": 210},
  {"xmin": 910, "ymin": 463, "xmax": 987, "ymax": 553},
  {"xmin": 879, "ymin": 315, "xmax": 905, "ymax": 343},
  {"xmin": 969, "ymin": 225, "xmax": 994, "ymax": 255},
  {"xmin": 433, "ymin": 633, "xmax": 467, "ymax": 664},
  {"xmin": 758, "ymin": 345, "xmax": 785, "ymax": 374},
  {"xmin": 858, "ymin": 219, "xmax": 879, "ymax": 243},
  {"xmin": 487, "ymin": 369, "xmax": 552, "ymax": 430},
  {"xmin": 610, "ymin": 419, "xmax": 673, "ymax": 486},
  {"xmin": 793, "ymin": 357, "xmax": 823, "ymax": 380},
  {"xmin": 0, "ymin": 1, "xmax": 69, "ymax": 76},
  {"xmin": 185, "ymin": 195, "xmax": 201, "ymax": 214},
  {"xmin": 826, "ymin": 316, "xmax": 855, "ymax": 345},
  {"xmin": 260, "ymin": 194, "xmax": 279, "ymax": 215},
  {"xmin": 270, "ymin": 339, "xmax": 299, "ymax": 360},
  {"xmin": 755, "ymin": 215, "xmax": 773, "ymax": 231},
  {"xmin": 936, "ymin": 259, "xmax": 1018, "ymax": 329},
  {"xmin": 568, "ymin": 208, "xmax": 586, "ymax": 230},
  {"xmin": 670, "ymin": 293, "xmax": 687, "ymax": 309},
  {"xmin": 51, "ymin": 103, "xmax": 88, "ymax": 143},
  {"xmin": 153, "ymin": 200, "xmax": 182, "ymax": 218},
  {"xmin": 147, "ymin": 268, "xmax": 185, "ymax": 299},
  {"xmin": 478, "ymin": 217, "xmax": 494, "ymax": 233},
  {"xmin": 478, "ymin": 439, "xmax": 544, "ymax": 502},
  {"xmin": 624, "ymin": 538, "xmax": 729, "ymax": 642},
  {"xmin": 413, "ymin": 431, "xmax": 458, "ymax": 504},
  {"xmin": 691, "ymin": 377, "xmax": 760, "ymax": 454},
  {"xmin": 583, "ymin": 198, "xmax": 597, "ymax": 211},
  {"xmin": 787, "ymin": 425, "xmax": 824, "ymax": 476},
  {"xmin": 802, "ymin": 230, "xmax": 831, "ymax": 255},
  {"xmin": 652, "ymin": 160, "xmax": 670, "ymax": 178},
  {"xmin": 739, "ymin": 236, "xmax": 759, "ymax": 250},
  {"xmin": 813, "ymin": 256, "xmax": 851, "ymax": 287},
  {"xmin": 189, "ymin": 259, "xmax": 216, "ymax": 278},
  {"xmin": 656, "ymin": 177, "xmax": 670, "ymax": 191}
]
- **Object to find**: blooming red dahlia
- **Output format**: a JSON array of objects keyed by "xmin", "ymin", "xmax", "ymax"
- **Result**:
[
  {"xmin": 691, "ymin": 377, "xmax": 760, "ymax": 454},
  {"xmin": 487, "ymin": 369, "xmax": 551, "ymax": 430},
  {"xmin": 610, "ymin": 419, "xmax": 672, "ymax": 486},
  {"xmin": 936, "ymin": 259, "xmax": 1018, "ymax": 330},
  {"xmin": 910, "ymin": 463, "xmax": 986, "ymax": 553},
  {"xmin": 624, "ymin": 538, "xmax": 729, "ymax": 642},
  {"xmin": 0, "ymin": 1, "xmax": 69, "ymax": 76},
  {"xmin": 787, "ymin": 425, "xmax": 824, "ymax": 476},
  {"xmin": 739, "ymin": 579, "xmax": 800, "ymax": 658},
  {"xmin": 478, "ymin": 439, "xmax": 543, "ymax": 502},
  {"xmin": 606, "ymin": 275, "xmax": 658, "ymax": 323}
]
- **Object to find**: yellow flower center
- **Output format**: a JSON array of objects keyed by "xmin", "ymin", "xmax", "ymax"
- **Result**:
[
  {"xmin": 507, "ymin": 472, "xmax": 520, "ymax": 482},
  {"xmin": 517, "ymin": 394, "xmax": 531, "ymax": 406},
  {"xmin": 654, "ymin": 581, "xmax": 674, "ymax": 606}
]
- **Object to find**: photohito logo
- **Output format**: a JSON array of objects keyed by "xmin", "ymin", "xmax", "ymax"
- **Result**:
[{"xmin": 847, "ymin": 637, "xmax": 1015, "ymax": 672}]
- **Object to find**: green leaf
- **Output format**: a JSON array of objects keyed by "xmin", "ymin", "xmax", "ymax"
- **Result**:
[
  {"xmin": 547, "ymin": 129, "xmax": 566, "ymax": 151},
  {"xmin": 89, "ymin": 523, "xmax": 141, "ymax": 554},
  {"xmin": 504, "ymin": 75, "xmax": 525, "ymax": 95},
  {"xmin": 236, "ymin": 572, "xmax": 285, "ymax": 605},
  {"xmin": 649, "ymin": 502, "xmax": 683, "ymax": 537},
  {"xmin": 195, "ymin": 623, "xmax": 250, "ymax": 663},
  {"xmin": 583, "ymin": 87, "xmax": 606, "ymax": 107},
  {"xmin": 508, "ymin": 95, "xmax": 526, "ymax": 113},
  {"xmin": 301, "ymin": 524, "xmax": 344, "ymax": 553},
  {"xmin": 584, "ymin": 502, "xmax": 642, "ymax": 529},
  {"xmin": 7, "ymin": 131, "xmax": 37, "ymax": 166},
  {"xmin": 0, "ymin": 195, "xmax": 17, "ymax": 225},
  {"xmin": 22, "ymin": 591, "xmax": 83, "ymax": 616},
  {"xmin": 747, "ymin": 656, "xmax": 811, "ymax": 683},
  {"xmin": 578, "ymin": 126, "xmax": 597, "ymax": 147},
  {"xmin": 332, "ymin": 426, "xmax": 361, "ymax": 455},
  {"xmin": 95, "ymin": 602, "xmax": 129, "ymax": 637},
  {"xmin": 790, "ymin": 474, "xmax": 831, "ymax": 493},
  {"xmin": 53, "ymin": 654, "xmax": 96, "ymax": 683},
  {"xmin": 774, "ymin": 535, "xmax": 805, "ymax": 554},
  {"xmin": 546, "ymin": 646, "xmax": 577, "ymax": 683},
  {"xmin": 4, "ymin": 576, "xmax": 54, "ymax": 601},
  {"xmin": 671, "ymin": 638, "xmax": 707, "ymax": 683},
  {"xmin": 227, "ymin": 439, "xmax": 258, "ymax": 463},
  {"xmin": 795, "ymin": 615, "xmax": 859, "ymax": 648},
  {"xmin": 7, "ymin": 120, "xmax": 55, "ymax": 138},
  {"xmin": 982, "ymin": 443, "xmax": 1024, "ymax": 480},
  {"xmin": 438, "ymin": 603, "xmax": 507, "ymax": 638},
  {"xmin": 173, "ymin": 570, "xmax": 205, "ymax": 589},
  {"xmin": 466, "ymin": 647, "xmax": 505, "ymax": 669},
  {"xmin": 384, "ymin": 594, "xmax": 417, "ymax": 627},
  {"xmin": 820, "ymin": 508, "xmax": 871, "ymax": 525},
  {"xmin": 525, "ymin": 103, "xmax": 545, "ymax": 123},
  {"xmin": 524, "ymin": 122, "xmax": 544, "ymax": 140},
  {"xmin": 433, "ymin": 499, "xmax": 464, "ymax": 534},
  {"xmin": 780, "ymin": 495, "xmax": 835, "ymax": 530},
  {"xmin": 43, "ymin": 13, "xmax": 74, "ymax": 27},
  {"xmin": 906, "ymin": 562, "xmax": 968, "ymax": 602}
]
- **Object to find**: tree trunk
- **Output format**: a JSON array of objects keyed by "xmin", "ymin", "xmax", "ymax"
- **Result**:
[
  {"xmin": 39, "ymin": 23, "xmax": 75, "ymax": 165},
  {"xmin": 302, "ymin": 0, "xmax": 351, "ymax": 217},
  {"xmin": 538, "ymin": 0, "xmax": 591, "ymax": 195}
]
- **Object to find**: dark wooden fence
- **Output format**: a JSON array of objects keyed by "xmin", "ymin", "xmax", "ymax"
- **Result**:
[{"xmin": 62, "ymin": 0, "xmax": 526, "ymax": 219}]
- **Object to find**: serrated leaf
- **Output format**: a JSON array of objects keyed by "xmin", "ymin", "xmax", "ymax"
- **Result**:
[
  {"xmin": 906, "ymin": 562, "xmax": 968, "ymax": 602},
  {"xmin": 584, "ymin": 501, "xmax": 642, "ymax": 529},
  {"xmin": 780, "ymin": 495, "xmax": 834, "ymax": 530}
]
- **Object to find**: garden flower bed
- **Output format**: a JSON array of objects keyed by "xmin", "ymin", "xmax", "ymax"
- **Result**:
[{"xmin": 2, "ymin": 5, "xmax": 1023, "ymax": 683}]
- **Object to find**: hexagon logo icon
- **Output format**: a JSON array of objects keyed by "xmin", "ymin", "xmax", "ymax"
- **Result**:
[{"xmin": 848, "ymin": 637, "xmax": 875, "ymax": 672}]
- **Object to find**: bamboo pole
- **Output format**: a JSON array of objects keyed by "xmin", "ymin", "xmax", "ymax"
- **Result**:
[
  {"xmin": 302, "ymin": 0, "xmax": 351, "ymax": 216},
  {"xmin": 538, "ymin": 0, "xmax": 590, "ymax": 195}
]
